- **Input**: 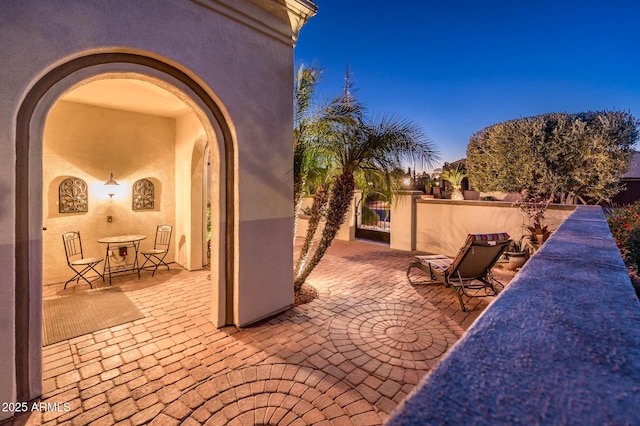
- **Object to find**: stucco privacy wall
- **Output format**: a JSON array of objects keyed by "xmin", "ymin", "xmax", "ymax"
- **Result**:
[
  {"xmin": 0, "ymin": 0, "xmax": 314, "ymax": 416},
  {"xmin": 391, "ymin": 196, "xmax": 575, "ymax": 255},
  {"xmin": 295, "ymin": 194, "xmax": 359, "ymax": 241},
  {"xmin": 43, "ymin": 101, "xmax": 177, "ymax": 284}
]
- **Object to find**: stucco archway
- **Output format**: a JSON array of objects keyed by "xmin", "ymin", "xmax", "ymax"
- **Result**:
[{"xmin": 15, "ymin": 52, "xmax": 236, "ymax": 402}]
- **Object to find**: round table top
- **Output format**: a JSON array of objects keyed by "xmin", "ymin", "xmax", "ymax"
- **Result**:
[{"xmin": 97, "ymin": 235, "xmax": 146, "ymax": 244}]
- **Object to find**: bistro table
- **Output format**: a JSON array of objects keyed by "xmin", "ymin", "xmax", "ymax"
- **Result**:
[{"xmin": 97, "ymin": 234, "xmax": 146, "ymax": 285}]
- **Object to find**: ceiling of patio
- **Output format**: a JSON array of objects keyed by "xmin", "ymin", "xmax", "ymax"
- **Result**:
[{"xmin": 60, "ymin": 79, "xmax": 191, "ymax": 118}]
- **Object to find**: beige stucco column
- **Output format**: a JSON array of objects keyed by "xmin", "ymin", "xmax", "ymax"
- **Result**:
[{"xmin": 390, "ymin": 191, "xmax": 423, "ymax": 251}]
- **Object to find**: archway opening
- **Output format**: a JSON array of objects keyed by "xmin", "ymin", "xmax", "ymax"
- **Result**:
[
  {"xmin": 42, "ymin": 76, "xmax": 213, "ymax": 285},
  {"xmin": 16, "ymin": 54, "xmax": 235, "ymax": 402}
]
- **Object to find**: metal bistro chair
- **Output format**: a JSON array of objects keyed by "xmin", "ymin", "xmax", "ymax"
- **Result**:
[
  {"xmin": 62, "ymin": 231, "xmax": 104, "ymax": 289},
  {"xmin": 140, "ymin": 225, "xmax": 173, "ymax": 276}
]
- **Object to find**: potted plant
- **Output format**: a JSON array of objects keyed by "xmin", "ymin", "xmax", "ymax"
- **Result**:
[
  {"xmin": 526, "ymin": 220, "xmax": 552, "ymax": 245},
  {"xmin": 504, "ymin": 237, "xmax": 529, "ymax": 271},
  {"xmin": 421, "ymin": 179, "xmax": 435, "ymax": 199},
  {"xmin": 516, "ymin": 196, "xmax": 553, "ymax": 245},
  {"xmin": 411, "ymin": 173, "xmax": 434, "ymax": 199},
  {"xmin": 440, "ymin": 164, "xmax": 466, "ymax": 200}
]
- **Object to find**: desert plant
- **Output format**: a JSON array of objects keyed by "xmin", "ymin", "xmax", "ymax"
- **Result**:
[
  {"xmin": 440, "ymin": 164, "xmax": 466, "ymax": 190},
  {"xmin": 422, "ymin": 179, "xmax": 433, "ymax": 194},
  {"xmin": 440, "ymin": 164, "xmax": 466, "ymax": 200},
  {"xmin": 504, "ymin": 236, "xmax": 530, "ymax": 270},
  {"xmin": 507, "ymin": 236, "xmax": 528, "ymax": 253},
  {"xmin": 515, "ymin": 196, "xmax": 553, "ymax": 243}
]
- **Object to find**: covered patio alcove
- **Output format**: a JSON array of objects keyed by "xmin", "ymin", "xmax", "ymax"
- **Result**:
[
  {"xmin": 42, "ymin": 73, "xmax": 216, "ymax": 286},
  {"xmin": 15, "ymin": 55, "xmax": 235, "ymax": 402}
]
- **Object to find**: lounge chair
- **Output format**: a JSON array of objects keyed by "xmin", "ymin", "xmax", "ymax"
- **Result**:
[{"xmin": 407, "ymin": 233, "xmax": 511, "ymax": 311}]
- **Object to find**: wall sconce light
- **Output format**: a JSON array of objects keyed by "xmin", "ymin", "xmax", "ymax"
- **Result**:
[{"xmin": 104, "ymin": 172, "xmax": 119, "ymax": 198}]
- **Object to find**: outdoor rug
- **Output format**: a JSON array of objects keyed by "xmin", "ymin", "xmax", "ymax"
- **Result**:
[{"xmin": 43, "ymin": 287, "xmax": 144, "ymax": 346}]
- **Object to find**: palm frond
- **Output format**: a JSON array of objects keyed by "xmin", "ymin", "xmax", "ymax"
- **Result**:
[{"xmin": 294, "ymin": 65, "xmax": 321, "ymax": 125}]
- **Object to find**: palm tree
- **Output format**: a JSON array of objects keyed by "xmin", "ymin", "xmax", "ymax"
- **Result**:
[
  {"xmin": 294, "ymin": 185, "xmax": 328, "ymax": 288},
  {"xmin": 293, "ymin": 65, "xmax": 355, "ymax": 238},
  {"xmin": 293, "ymin": 65, "xmax": 321, "ymax": 220},
  {"xmin": 294, "ymin": 72, "xmax": 440, "ymax": 288}
]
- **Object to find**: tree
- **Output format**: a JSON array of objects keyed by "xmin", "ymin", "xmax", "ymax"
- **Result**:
[
  {"xmin": 293, "ymin": 66, "xmax": 361, "ymax": 288},
  {"xmin": 293, "ymin": 65, "xmax": 357, "ymax": 238},
  {"xmin": 466, "ymin": 110, "xmax": 639, "ymax": 204},
  {"xmin": 294, "ymin": 71, "xmax": 440, "ymax": 289},
  {"xmin": 293, "ymin": 65, "xmax": 322, "ymax": 219}
]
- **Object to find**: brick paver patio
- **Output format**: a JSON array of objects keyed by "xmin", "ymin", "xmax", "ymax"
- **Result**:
[{"xmin": 14, "ymin": 238, "xmax": 515, "ymax": 425}]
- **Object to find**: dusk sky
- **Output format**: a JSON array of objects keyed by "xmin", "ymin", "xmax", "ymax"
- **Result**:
[{"xmin": 294, "ymin": 1, "xmax": 640, "ymax": 169}]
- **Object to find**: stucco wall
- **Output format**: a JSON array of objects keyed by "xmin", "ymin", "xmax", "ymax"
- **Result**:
[
  {"xmin": 43, "ymin": 101, "xmax": 176, "ymax": 284},
  {"xmin": 175, "ymin": 112, "xmax": 207, "ymax": 271},
  {"xmin": 295, "ymin": 195, "xmax": 358, "ymax": 242},
  {"xmin": 391, "ymin": 197, "xmax": 575, "ymax": 256}
]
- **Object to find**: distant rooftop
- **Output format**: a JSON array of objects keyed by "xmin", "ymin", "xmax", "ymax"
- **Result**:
[{"xmin": 623, "ymin": 151, "xmax": 640, "ymax": 179}]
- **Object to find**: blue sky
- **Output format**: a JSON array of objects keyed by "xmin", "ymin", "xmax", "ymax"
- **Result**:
[{"xmin": 294, "ymin": 1, "xmax": 640, "ymax": 169}]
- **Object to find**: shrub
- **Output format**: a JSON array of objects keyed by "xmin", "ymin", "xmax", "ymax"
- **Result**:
[
  {"xmin": 467, "ymin": 110, "xmax": 639, "ymax": 204},
  {"xmin": 627, "ymin": 227, "xmax": 640, "ymax": 269},
  {"xmin": 606, "ymin": 201, "xmax": 640, "ymax": 263}
]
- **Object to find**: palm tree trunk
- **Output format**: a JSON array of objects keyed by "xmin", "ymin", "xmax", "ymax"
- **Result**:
[
  {"xmin": 294, "ymin": 187, "xmax": 328, "ymax": 291},
  {"xmin": 293, "ymin": 175, "xmax": 307, "ymax": 244},
  {"xmin": 294, "ymin": 172, "xmax": 355, "ymax": 288}
]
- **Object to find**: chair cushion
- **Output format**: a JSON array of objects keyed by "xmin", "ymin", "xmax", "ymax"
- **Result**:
[
  {"xmin": 466, "ymin": 233, "xmax": 510, "ymax": 243},
  {"xmin": 415, "ymin": 255, "xmax": 452, "ymax": 272}
]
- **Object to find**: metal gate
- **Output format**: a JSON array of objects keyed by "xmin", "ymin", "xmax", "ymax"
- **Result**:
[{"xmin": 355, "ymin": 196, "xmax": 390, "ymax": 243}]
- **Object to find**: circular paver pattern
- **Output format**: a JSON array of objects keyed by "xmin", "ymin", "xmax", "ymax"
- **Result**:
[
  {"xmin": 329, "ymin": 302, "xmax": 460, "ymax": 376},
  {"xmin": 184, "ymin": 364, "xmax": 381, "ymax": 425}
]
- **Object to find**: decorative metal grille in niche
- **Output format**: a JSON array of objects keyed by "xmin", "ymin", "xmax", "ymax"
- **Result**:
[
  {"xmin": 59, "ymin": 177, "xmax": 88, "ymax": 213},
  {"xmin": 132, "ymin": 178, "xmax": 154, "ymax": 210}
]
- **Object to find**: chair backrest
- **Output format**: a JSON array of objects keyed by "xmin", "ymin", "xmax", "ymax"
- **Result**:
[
  {"xmin": 154, "ymin": 225, "xmax": 173, "ymax": 251},
  {"xmin": 449, "ymin": 233, "xmax": 511, "ymax": 279},
  {"xmin": 62, "ymin": 231, "xmax": 83, "ymax": 263}
]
